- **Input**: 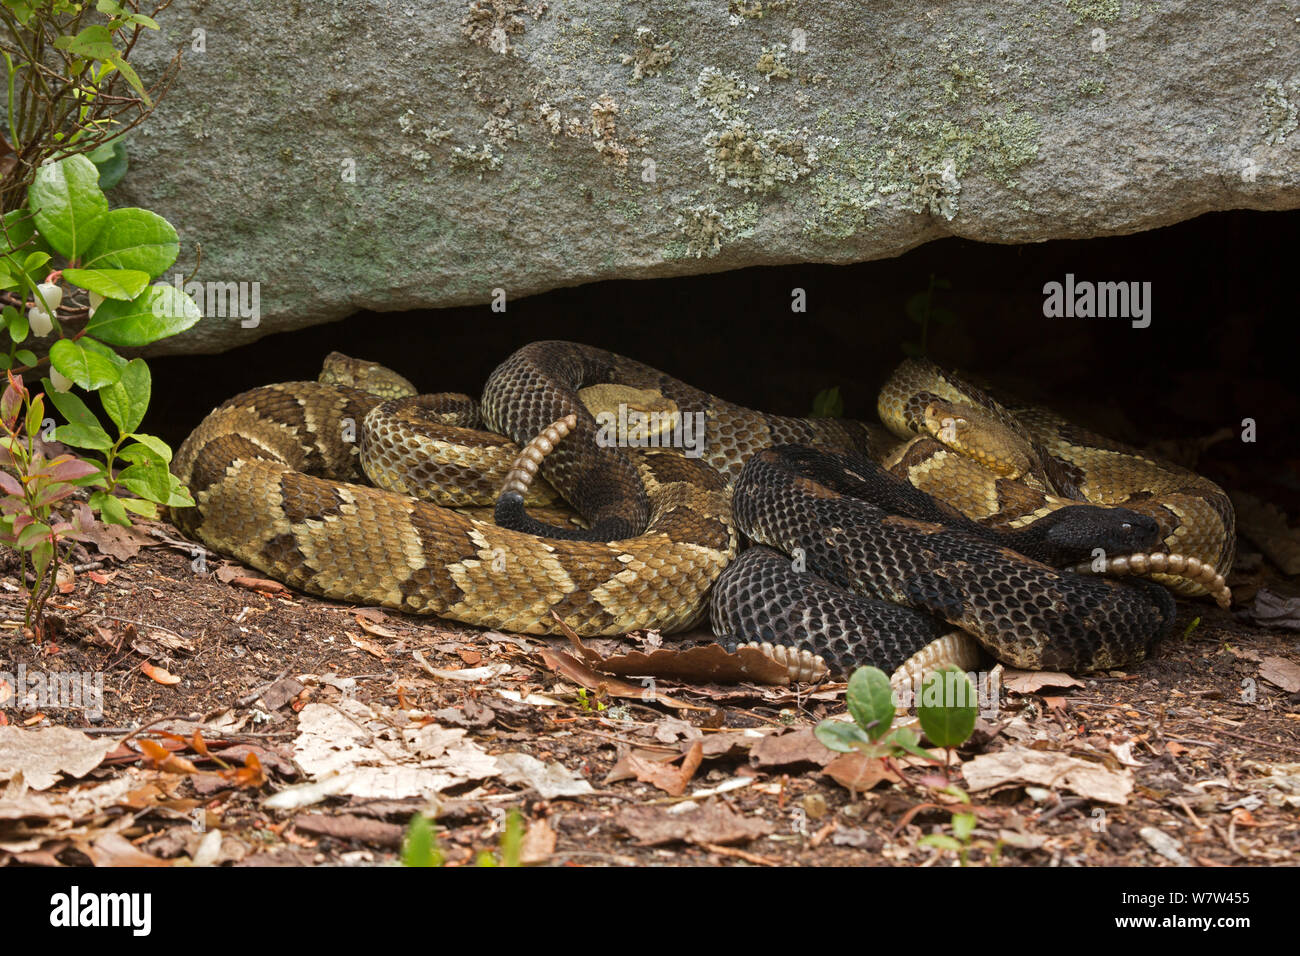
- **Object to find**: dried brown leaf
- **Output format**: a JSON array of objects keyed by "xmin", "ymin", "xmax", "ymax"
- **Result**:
[
  {"xmin": 617, "ymin": 800, "xmax": 774, "ymax": 847},
  {"xmin": 519, "ymin": 818, "xmax": 557, "ymax": 864},
  {"xmin": 536, "ymin": 648, "xmax": 707, "ymax": 711},
  {"xmin": 822, "ymin": 753, "xmax": 898, "ymax": 791},
  {"xmin": 605, "ymin": 741, "xmax": 703, "ymax": 796},
  {"xmin": 1259, "ymin": 656, "xmax": 1300, "ymax": 693}
]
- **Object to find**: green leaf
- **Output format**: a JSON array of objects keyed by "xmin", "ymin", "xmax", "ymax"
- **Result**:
[
  {"xmin": 117, "ymin": 459, "xmax": 171, "ymax": 503},
  {"xmin": 120, "ymin": 496, "xmax": 158, "ymax": 518},
  {"xmin": 49, "ymin": 338, "xmax": 121, "ymax": 391},
  {"xmin": 86, "ymin": 139, "xmax": 129, "ymax": 190},
  {"xmin": 85, "ymin": 285, "xmax": 200, "ymax": 346},
  {"xmin": 6, "ymin": 305, "xmax": 28, "ymax": 343},
  {"xmin": 882, "ymin": 726, "xmax": 937, "ymax": 761},
  {"xmin": 811, "ymin": 386, "xmax": 843, "ymax": 419},
  {"xmin": 24, "ymin": 392, "xmax": 42, "ymax": 437},
  {"xmin": 90, "ymin": 489, "xmax": 130, "ymax": 526},
  {"xmin": 117, "ymin": 442, "xmax": 161, "ymax": 466},
  {"xmin": 13, "ymin": 349, "xmax": 36, "ymax": 367},
  {"xmin": 916, "ymin": 665, "xmax": 978, "ymax": 749},
  {"xmin": 165, "ymin": 474, "xmax": 194, "ymax": 508},
  {"xmin": 845, "ymin": 666, "xmax": 896, "ymax": 741},
  {"xmin": 99, "ymin": 357, "xmax": 149, "ymax": 434},
  {"xmin": 16, "ymin": 520, "xmax": 51, "ymax": 549},
  {"xmin": 401, "ymin": 814, "xmax": 443, "ymax": 868},
  {"xmin": 28, "ymin": 155, "xmax": 109, "ymax": 259},
  {"xmin": 30, "ymin": 538, "xmax": 54, "ymax": 579},
  {"xmin": 2, "ymin": 1, "xmax": 36, "ymax": 27},
  {"xmin": 497, "ymin": 810, "xmax": 524, "ymax": 868},
  {"xmin": 813, "ymin": 718, "xmax": 875, "ymax": 754},
  {"xmin": 124, "ymin": 432, "xmax": 172, "ymax": 464},
  {"xmin": 952, "ymin": 811, "xmax": 977, "ymax": 842},
  {"xmin": 107, "ymin": 53, "xmax": 149, "ymax": 106},
  {"xmin": 43, "ymin": 384, "xmax": 102, "ymax": 428},
  {"xmin": 62, "ymin": 267, "xmax": 149, "ymax": 301},
  {"xmin": 54, "ymin": 25, "xmax": 118, "ymax": 60},
  {"xmin": 918, "ymin": 834, "xmax": 963, "ymax": 852},
  {"xmin": 0, "ymin": 209, "xmax": 48, "ymax": 260},
  {"xmin": 79, "ymin": 207, "xmax": 178, "ymax": 277},
  {"xmin": 79, "ymin": 336, "xmax": 128, "ymax": 370},
  {"xmin": 54, "ymin": 422, "xmax": 114, "ymax": 451}
]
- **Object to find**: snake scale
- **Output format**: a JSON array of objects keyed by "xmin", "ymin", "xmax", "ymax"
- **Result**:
[{"xmin": 173, "ymin": 341, "xmax": 1235, "ymax": 676}]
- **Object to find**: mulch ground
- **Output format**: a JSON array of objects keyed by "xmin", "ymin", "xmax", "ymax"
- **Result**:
[{"xmin": 0, "ymin": 520, "xmax": 1297, "ymax": 868}]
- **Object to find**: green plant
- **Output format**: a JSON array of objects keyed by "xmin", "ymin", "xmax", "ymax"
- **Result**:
[
  {"xmin": 0, "ymin": 0, "xmax": 180, "ymax": 212},
  {"xmin": 810, "ymin": 386, "xmax": 844, "ymax": 419},
  {"xmin": 475, "ymin": 809, "xmax": 524, "ymax": 867},
  {"xmin": 916, "ymin": 663, "xmax": 978, "ymax": 765},
  {"xmin": 814, "ymin": 665, "xmax": 937, "ymax": 760},
  {"xmin": 818, "ymin": 664, "xmax": 997, "ymax": 865},
  {"xmin": 0, "ymin": 370, "xmax": 96, "ymax": 627},
  {"xmin": 401, "ymin": 812, "xmax": 445, "ymax": 867},
  {"xmin": 0, "ymin": 151, "xmax": 197, "ymax": 635},
  {"xmin": 401, "ymin": 810, "xmax": 526, "ymax": 868},
  {"xmin": 910, "ymin": 666, "xmax": 996, "ymax": 865},
  {"xmin": 915, "ymin": 783, "xmax": 1000, "ymax": 867},
  {"xmin": 902, "ymin": 274, "xmax": 957, "ymax": 357}
]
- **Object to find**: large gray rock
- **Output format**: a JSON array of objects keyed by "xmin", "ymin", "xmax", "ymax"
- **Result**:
[{"xmin": 117, "ymin": 0, "xmax": 1299, "ymax": 354}]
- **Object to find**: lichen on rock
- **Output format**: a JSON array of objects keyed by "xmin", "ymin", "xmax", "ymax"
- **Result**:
[
  {"xmin": 705, "ymin": 122, "xmax": 820, "ymax": 194},
  {"xmin": 1260, "ymin": 80, "xmax": 1298, "ymax": 147},
  {"xmin": 622, "ymin": 27, "xmax": 673, "ymax": 83}
]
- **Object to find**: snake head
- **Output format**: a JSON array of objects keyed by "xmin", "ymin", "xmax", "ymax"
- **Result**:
[
  {"xmin": 1028, "ymin": 505, "xmax": 1162, "ymax": 566},
  {"xmin": 921, "ymin": 400, "xmax": 1033, "ymax": 480}
]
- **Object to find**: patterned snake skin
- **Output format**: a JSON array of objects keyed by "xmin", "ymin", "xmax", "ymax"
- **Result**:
[
  {"xmin": 712, "ymin": 446, "xmax": 1180, "ymax": 673},
  {"xmin": 712, "ymin": 359, "xmax": 1235, "ymax": 674},
  {"xmin": 174, "ymin": 344, "xmax": 1233, "ymax": 676},
  {"xmin": 171, "ymin": 342, "xmax": 867, "ymax": 636}
]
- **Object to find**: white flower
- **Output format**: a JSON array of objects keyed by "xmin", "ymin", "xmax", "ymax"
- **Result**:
[
  {"xmin": 35, "ymin": 281, "xmax": 62, "ymax": 312},
  {"xmin": 49, "ymin": 368, "xmax": 74, "ymax": 393},
  {"xmin": 27, "ymin": 306, "xmax": 53, "ymax": 337}
]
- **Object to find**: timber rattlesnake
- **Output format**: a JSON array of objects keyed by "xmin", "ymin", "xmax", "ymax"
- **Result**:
[{"xmin": 173, "ymin": 345, "xmax": 1234, "ymax": 675}]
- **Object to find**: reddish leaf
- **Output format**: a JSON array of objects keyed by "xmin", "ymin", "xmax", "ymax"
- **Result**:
[
  {"xmin": 228, "ymin": 576, "xmax": 292, "ymax": 596},
  {"xmin": 137, "ymin": 738, "xmax": 199, "ymax": 775},
  {"xmin": 141, "ymin": 661, "xmax": 181, "ymax": 685},
  {"xmin": 226, "ymin": 752, "xmax": 266, "ymax": 789},
  {"xmin": 190, "ymin": 729, "xmax": 213, "ymax": 760},
  {"xmin": 1, "ymin": 380, "xmax": 22, "ymax": 426},
  {"xmin": 32, "ymin": 483, "xmax": 78, "ymax": 508},
  {"xmin": 42, "ymin": 455, "xmax": 99, "ymax": 481}
]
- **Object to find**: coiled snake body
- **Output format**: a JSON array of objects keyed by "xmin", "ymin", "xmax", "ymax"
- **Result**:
[
  {"xmin": 172, "ymin": 342, "xmax": 865, "ymax": 637},
  {"xmin": 173, "ymin": 343, "xmax": 1234, "ymax": 675}
]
